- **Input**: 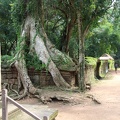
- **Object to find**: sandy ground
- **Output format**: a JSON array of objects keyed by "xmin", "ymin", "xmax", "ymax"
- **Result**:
[
  {"xmin": 18, "ymin": 70, "xmax": 120, "ymax": 120},
  {"xmin": 49, "ymin": 70, "xmax": 120, "ymax": 120}
]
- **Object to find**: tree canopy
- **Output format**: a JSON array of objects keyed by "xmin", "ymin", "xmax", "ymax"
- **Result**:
[
  {"xmin": 1, "ymin": 0, "xmax": 120, "ymax": 58},
  {"xmin": 1, "ymin": 0, "xmax": 120, "ymax": 95},
  {"xmin": 85, "ymin": 18, "xmax": 120, "ymax": 57}
]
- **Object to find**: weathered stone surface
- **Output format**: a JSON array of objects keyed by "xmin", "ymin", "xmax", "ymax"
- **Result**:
[
  {"xmin": 1, "ymin": 67, "xmax": 75, "ymax": 87},
  {"xmin": 1, "ymin": 64, "xmax": 98, "ymax": 91},
  {"xmin": 8, "ymin": 79, "xmax": 15, "ymax": 84},
  {"xmin": 14, "ymin": 79, "xmax": 18, "ymax": 85},
  {"xmin": 7, "ymin": 74, "xmax": 13, "ymax": 79},
  {"xmin": 85, "ymin": 65, "xmax": 95, "ymax": 84},
  {"xmin": 32, "ymin": 75, "xmax": 40, "ymax": 85},
  {"xmin": 1, "ymin": 74, "xmax": 7, "ymax": 79},
  {"xmin": 1, "ymin": 79, "xmax": 8, "ymax": 84},
  {"xmin": 12, "ymin": 73, "xmax": 18, "ymax": 78}
]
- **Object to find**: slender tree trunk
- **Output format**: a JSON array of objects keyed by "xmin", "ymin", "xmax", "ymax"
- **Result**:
[
  {"xmin": 60, "ymin": 18, "xmax": 76, "ymax": 53},
  {"xmin": 77, "ymin": 12, "xmax": 86, "ymax": 91},
  {"xmin": 65, "ymin": 18, "xmax": 76, "ymax": 53},
  {"xmin": 79, "ymin": 37, "xmax": 86, "ymax": 91}
]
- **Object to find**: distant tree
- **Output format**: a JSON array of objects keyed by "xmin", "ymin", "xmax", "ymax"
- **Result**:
[
  {"xmin": 110, "ymin": 0, "xmax": 120, "ymax": 59},
  {"xmin": 85, "ymin": 19, "xmax": 120, "ymax": 57},
  {"xmin": 75, "ymin": 0, "xmax": 115, "ymax": 91},
  {"xmin": 85, "ymin": 0, "xmax": 120, "ymax": 59},
  {"xmin": 0, "ymin": 0, "xmax": 16, "ymax": 55}
]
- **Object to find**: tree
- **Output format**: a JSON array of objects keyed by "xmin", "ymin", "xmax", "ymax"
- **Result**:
[
  {"xmin": 85, "ymin": 0, "xmax": 120, "ymax": 58},
  {"xmin": 10, "ymin": 0, "xmax": 76, "ymax": 99},
  {"xmin": 45, "ymin": 0, "xmax": 115, "ymax": 91},
  {"xmin": 85, "ymin": 19, "xmax": 120, "ymax": 57},
  {"xmin": 2, "ymin": 0, "xmax": 118, "ymax": 99},
  {"xmin": 74, "ymin": 0, "xmax": 114, "ymax": 91},
  {"xmin": 110, "ymin": 0, "xmax": 120, "ymax": 59}
]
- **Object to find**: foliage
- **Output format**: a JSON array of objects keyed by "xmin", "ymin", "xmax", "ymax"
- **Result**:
[
  {"xmin": 85, "ymin": 57, "xmax": 97, "ymax": 66},
  {"xmin": 1, "ymin": 55, "xmax": 13, "ymax": 68},
  {"xmin": 1, "ymin": 53, "xmax": 47, "ymax": 71},
  {"xmin": 109, "ymin": 0, "xmax": 120, "ymax": 60},
  {"xmin": 10, "ymin": 0, "xmax": 119, "ymax": 57},
  {"xmin": 76, "ymin": 0, "xmax": 113, "ymax": 32},
  {"xmin": 11, "ymin": 0, "xmax": 25, "ymax": 32},
  {"xmin": 52, "ymin": 53, "xmax": 76, "ymax": 71},
  {"xmin": 108, "ymin": 60, "xmax": 114, "ymax": 69},
  {"xmin": 2, "ymin": 0, "xmax": 120, "ymax": 73},
  {"xmin": 111, "ymin": 0, "xmax": 120, "ymax": 32},
  {"xmin": 69, "ymin": 37, "xmax": 79, "ymax": 59},
  {"xmin": 0, "ymin": 0, "xmax": 16, "ymax": 55},
  {"xmin": 11, "ymin": 0, "xmax": 43, "ymax": 30},
  {"xmin": 2, "ymin": 0, "xmax": 119, "ymax": 54},
  {"xmin": 85, "ymin": 18, "xmax": 120, "ymax": 57},
  {"xmin": 25, "ymin": 53, "xmax": 47, "ymax": 71}
]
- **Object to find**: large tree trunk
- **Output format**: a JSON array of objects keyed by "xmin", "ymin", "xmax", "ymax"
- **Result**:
[
  {"xmin": 39, "ymin": 25, "xmax": 76, "ymax": 72},
  {"xmin": 29, "ymin": 17, "xmax": 71, "ymax": 87},
  {"xmin": 14, "ymin": 28, "xmax": 38, "ymax": 99},
  {"xmin": 14, "ymin": 59, "xmax": 37, "ymax": 99},
  {"xmin": 18, "ymin": 16, "xmax": 73, "ymax": 89}
]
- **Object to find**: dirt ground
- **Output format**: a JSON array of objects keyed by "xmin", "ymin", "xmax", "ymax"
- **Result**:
[{"xmin": 19, "ymin": 70, "xmax": 120, "ymax": 120}]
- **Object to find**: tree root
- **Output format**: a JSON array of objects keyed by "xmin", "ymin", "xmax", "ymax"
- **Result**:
[
  {"xmin": 12, "ymin": 88, "xmax": 42, "ymax": 100},
  {"xmin": 3, "ymin": 83, "xmax": 19, "ymax": 96},
  {"xmin": 2, "ymin": 83, "xmax": 10, "ymax": 91},
  {"xmin": 2, "ymin": 82, "xmax": 28, "ymax": 100},
  {"xmin": 12, "ymin": 88, "xmax": 28, "ymax": 100},
  {"xmin": 86, "ymin": 94, "xmax": 101, "ymax": 104},
  {"xmin": 2, "ymin": 82, "xmax": 42, "ymax": 100},
  {"xmin": 10, "ymin": 84, "xmax": 19, "ymax": 96}
]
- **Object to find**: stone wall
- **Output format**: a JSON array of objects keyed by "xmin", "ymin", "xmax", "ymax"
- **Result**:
[
  {"xmin": 85, "ymin": 65, "xmax": 95, "ymax": 84},
  {"xmin": 1, "ymin": 64, "xmax": 96, "ymax": 90},
  {"xmin": 1, "ymin": 67, "xmax": 76, "ymax": 89}
]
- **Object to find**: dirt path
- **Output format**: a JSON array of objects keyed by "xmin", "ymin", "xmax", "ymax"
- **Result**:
[{"xmin": 50, "ymin": 70, "xmax": 120, "ymax": 120}]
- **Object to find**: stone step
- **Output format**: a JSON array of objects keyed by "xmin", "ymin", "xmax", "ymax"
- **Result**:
[
  {"xmin": 0, "ymin": 103, "xmax": 21, "ymax": 120},
  {"xmin": 0, "ymin": 103, "xmax": 58, "ymax": 120},
  {"xmin": 20, "ymin": 104, "xmax": 58, "ymax": 120}
]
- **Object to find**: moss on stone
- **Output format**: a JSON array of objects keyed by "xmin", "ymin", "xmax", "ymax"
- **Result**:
[
  {"xmin": 52, "ymin": 54, "xmax": 76, "ymax": 71},
  {"xmin": 85, "ymin": 57, "xmax": 97, "ymax": 66}
]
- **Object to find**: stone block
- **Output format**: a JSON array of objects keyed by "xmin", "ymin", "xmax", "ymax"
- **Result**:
[
  {"xmin": 7, "ymin": 74, "xmax": 13, "ymax": 79},
  {"xmin": 1, "ymin": 79, "xmax": 9, "ymax": 84},
  {"xmin": 39, "ymin": 76, "xmax": 46, "ymax": 86},
  {"xmin": 14, "ymin": 79, "xmax": 18, "ymax": 85},
  {"xmin": 8, "ymin": 79, "xmax": 15, "ymax": 84},
  {"xmin": 32, "ymin": 75, "xmax": 40, "ymax": 85},
  {"xmin": 12, "ymin": 73, "xmax": 18, "ymax": 78},
  {"xmin": 1, "ymin": 74, "xmax": 7, "ymax": 79}
]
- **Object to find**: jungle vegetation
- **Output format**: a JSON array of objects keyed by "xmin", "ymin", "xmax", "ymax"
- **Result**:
[{"xmin": 0, "ymin": 0, "xmax": 120, "ymax": 99}]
